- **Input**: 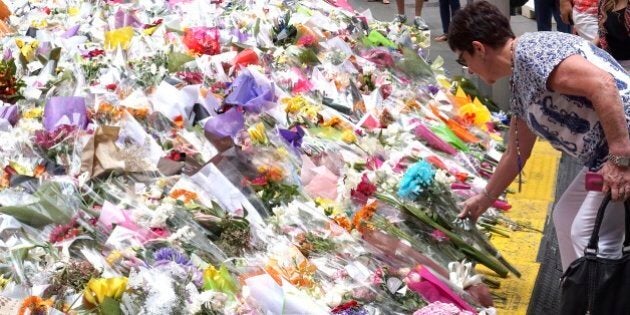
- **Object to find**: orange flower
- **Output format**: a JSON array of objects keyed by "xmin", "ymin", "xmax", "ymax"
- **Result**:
[
  {"xmin": 18, "ymin": 296, "xmax": 52, "ymax": 315},
  {"xmin": 169, "ymin": 189, "xmax": 198, "ymax": 203},
  {"xmin": 97, "ymin": 102, "xmax": 124, "ymax": 120},
  {"xmin": 130, "ymin": 108, "xmax": 149, "ymax": 120},
  {"xmin": 332, "ymin": 215, "xmax": 352, "ymax": 232},
  {"xmin": 455, "ymin": 172, "xmax": 469, "ymax": 182},
  {"xmin": 352, "ymin": 201, "xmax": 378, "ymax": 233},
  {"xmin": 33, "ymin": 164, "xmax": 46, "ymax": 177},
  {"xmin": 257, "ymin": 165, "xmax": 285, "ymax": 183},
  {"xmin": 173, "ymin": 115, "xmax": 185, "ymax": 129},
  {"xmin": 322, "ymin": 116, "xmax": 344, "ymax": 129},
  {"xmin": 403, "ymin": 99, "xmax": 421, "ymax": 113},
  {"xmin": 264, "ymin": 255, "xmax": 317, "ymax": 288}
]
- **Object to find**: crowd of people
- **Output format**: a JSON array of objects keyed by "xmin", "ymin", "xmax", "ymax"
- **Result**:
[{"xmin": 369, "ymin": 0, "xmax": 628, "ymax": 68}]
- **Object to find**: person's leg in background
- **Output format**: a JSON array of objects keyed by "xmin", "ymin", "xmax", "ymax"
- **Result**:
[
  {"xmin": 535, "ymin": 0, "xmax": 553, "ymax": 31},
  {"xmin": 436, "ymin": 0, "xmax": 460, "ymax": 41},
  {"xmin": 413, "ymin": 0, "xmax": 429, "ymax": 30},
  {"xmin": 450, "ymin": 0, "xmax": 461, "ymax": 27},
  {"xmin": 553, "ymin": 168, "xmax": 590, "ymax": 270},
  {"xmin": 394, "ymin": 0, "xmax": 407, "ymax": 23},
  {"xmin": 570, "ymin": 191, "xmax": 626, "ymax": 265},
  {"xmin": 551, "ymin": 0, "xmax": 571, "ymax": 32},
  {"xmin": 437, "ymin": 0, "xmax": 450, "ymax": 38},
  {"xmin": 572, "ymin": 8, "xmax": 599, "ymax": 41}
]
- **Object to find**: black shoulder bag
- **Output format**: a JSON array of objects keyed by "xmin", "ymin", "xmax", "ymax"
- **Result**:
[{"xmin": 560, "ymin": 194, "xmax": 630, "ymax": 315}]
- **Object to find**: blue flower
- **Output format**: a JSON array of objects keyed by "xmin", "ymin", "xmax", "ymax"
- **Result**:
[
  {"xmin": 153, "ymin": 247, "xmax": 193, "ymax": 267},
  {"xmin": 397, "ymin": 160, "xmax": 435, "ymax": 199}
]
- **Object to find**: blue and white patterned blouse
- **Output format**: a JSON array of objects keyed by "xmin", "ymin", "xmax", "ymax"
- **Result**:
[{"xmin": 510, "ymin": 32, "xmax": 630, "ymax": 169}]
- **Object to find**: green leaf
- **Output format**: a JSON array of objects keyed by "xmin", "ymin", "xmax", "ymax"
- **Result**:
[
  {"xmin": 49, "ymin": 47, "xmax": 62, "ymax": 66},
  {"xmin": 18, "ymin": 53, "xmax": 28, "ymax": 70},
  {"xmin": 253, "ymin": 18, "xmax": 261, "ymax": 37},
  {"xmin": 297, "ymin": 48, "xmax": 320, "ymax": 66},
  {"xmin": 100, "ymin": 297, "xmax": 122, "ymax": 315},
  {"xmin": 37, "ymin": 55, "xmax": 48, "ymax": 65},
  {"xmin": 167, "ymin": 52, "xmax": 194, "ymax": 72}
]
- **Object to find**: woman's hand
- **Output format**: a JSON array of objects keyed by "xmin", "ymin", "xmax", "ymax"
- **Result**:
[
  {"xmin": 601, "ymin": 162, "xmax": 630, "ymax": 201},
  {"xmin": 458, "ymin": 193, "xmax": 494, "ymax": 222}
]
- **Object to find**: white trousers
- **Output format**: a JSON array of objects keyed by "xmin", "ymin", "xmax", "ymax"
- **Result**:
[
  {"xmin": 552, "ymin": 167, "xmax": 626, "ymax": 271},
  {"xmin": 572, "ymin": 8, "xmax": 598, "ymax": 42}
]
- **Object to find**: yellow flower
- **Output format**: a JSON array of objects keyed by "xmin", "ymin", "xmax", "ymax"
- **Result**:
[
  {"xmin": 67, "ymin": 7, "xmax": 79, "ymax": 16},
  {"xmin": 143, "ymin": 26, "xmax": 158, "ymax": 36},
  {"xmin": 458, "ymin": 97, "xmax": 491, "ymax": 128},
  {"xmin": 314, "ymin": 198, "xmax": 342, "ymax": 216},
  {"xmin": 23, "ymin": 108, "xmax": 43, "ymax": 119},
  {"xmin": 83, "ymin": 277, "xmax": 128, "ymax": 306},
  {"xmin": 203, "ymin": 265, "xmax": 238, "ymax": 295},
  {"xmin": 104, "ymin": 27, "xmax": 134, "ymax": 50},
  {"xmin": 31, "ymin": 19, "xmax": 48, "ymax": 28},
  {"xmin": 247, "ymin": 122, "xmax": 268, "ymax": 145},
  {"xmin": 341, "ymin": 129, "xmax": 357, "ymax": 144},
  {"xmin": 9, "ymin": 161, "xmax": 32, "ymax": 176},
  {"xmin": 0, "ymin": 276, "xmax": 9, "ymax": 289},
  {"xmin": 275, "ymin": 147, "xmax": 290, "ymax": 159},
  {"xmin": 15, "ymin": 39, "xmax": 39, "ymax": 61},
  {"xmin": 105, "ymin": 250, "xmax": 123, "ymax": 265},
  {"xmin": 282, "ymin": 96, "xmax": 306, "ymax": 114},
  {"xmin": 302, "ymin": 105, "xmax": 319, "ymax": 120}
]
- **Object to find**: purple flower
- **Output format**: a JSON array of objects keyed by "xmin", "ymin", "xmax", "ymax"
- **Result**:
[
  {"xmin": 278, "ymin": 125, "xmax": 304, "ymax": 148},
  {"xmin": 231, "ymin": 29, "xmax": 249, "ymax": 42},
  {"xmin": 153, "ymin": 247, "xmax": 193, "ymax": 267},
  {"xmin": 427, "ymin": 84, "xmax": 439, "ymax": 95},
  {"xmin": 153, "ymin": 247, "xmax": 204, "ymax": 287},
  {"xmin": 2, "ymin": 49, "xmax": 12, "ymax": 60}
]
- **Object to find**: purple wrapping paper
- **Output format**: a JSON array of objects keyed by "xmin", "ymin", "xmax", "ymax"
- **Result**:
[
  {"xmin": 203, "ymin": 108, "xmax": 245, "ymax": 138},
  {"xmin": 43, "ymin": 97, "xmax": 88, "ymax": 131},
  {"xmin": 224, "ymin": 69, "xmax": 275, "ymax": 113},
  {"xmin": 114, "ymin": 9, "xmax": 142, "ymax": 29},
  {"xmin": 61, "ymin": 25, "xmax": 81, "ymax": 38},
  {"xmin": 36, "ymin": 42, "xmax": 52, "ymax": 57},
  {"xmin": 0, "ymin": 105, "xmax": 19, "ymax": 126}
]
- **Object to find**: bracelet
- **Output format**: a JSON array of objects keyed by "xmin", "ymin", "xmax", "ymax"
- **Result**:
[{"xmin": 481, "ymin": 188, "xmax": 496, "ymax": 201}]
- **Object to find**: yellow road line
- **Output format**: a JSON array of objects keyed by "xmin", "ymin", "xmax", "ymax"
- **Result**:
[{"xmin": 477, "ymin": 140, "xmax": 561, "ymax": 314}]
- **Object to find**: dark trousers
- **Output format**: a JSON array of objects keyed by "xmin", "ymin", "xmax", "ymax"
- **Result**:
[
  {"xmin": 534, "ymin": 0, "xmax": 571, "ymax": 32},
  {"xmin": 440, "ymin": 0, "xmax": 461, "ymax": 34}
]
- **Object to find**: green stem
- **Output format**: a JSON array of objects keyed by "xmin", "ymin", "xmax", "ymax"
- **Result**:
[{"xmin": 376, "ymin": 193, "xmax": 510, "ymax": 278}]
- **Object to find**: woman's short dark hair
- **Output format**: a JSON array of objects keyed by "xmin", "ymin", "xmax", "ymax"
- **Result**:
[{"xmin": 448, "ymin": 1, "xmax": 515, "ymax": 54}]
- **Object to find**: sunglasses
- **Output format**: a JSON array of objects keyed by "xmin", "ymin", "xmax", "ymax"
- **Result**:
[{"xmin": 456, "ymin": 52, "xmax": 467, "ymax": 67}]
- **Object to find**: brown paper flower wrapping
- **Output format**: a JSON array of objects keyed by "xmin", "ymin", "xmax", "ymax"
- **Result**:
[{"xmin": 80, "ymin": 126, "xmax": 126, "ymax": 178}]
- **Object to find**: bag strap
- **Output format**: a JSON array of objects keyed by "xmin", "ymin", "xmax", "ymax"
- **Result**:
[{"xmin": 585, "ymin": 193, "xmax": 630, "ymax": 256}]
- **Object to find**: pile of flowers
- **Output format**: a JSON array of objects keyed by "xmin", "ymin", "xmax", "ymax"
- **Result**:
[{"xmin": 0, "ymin": 0, "xmax": 522, "ymax": 313}]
